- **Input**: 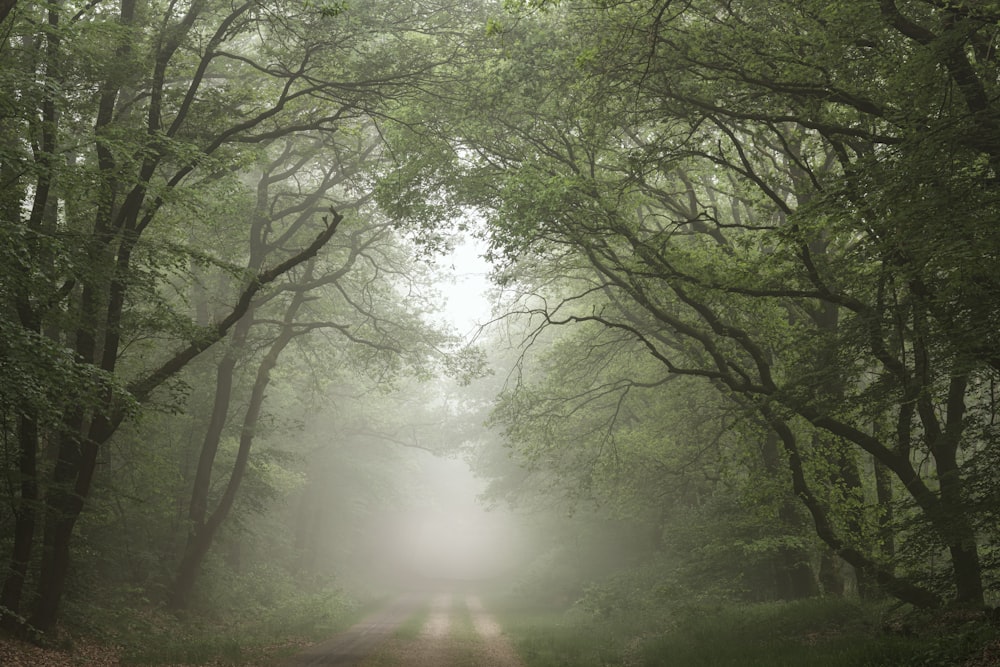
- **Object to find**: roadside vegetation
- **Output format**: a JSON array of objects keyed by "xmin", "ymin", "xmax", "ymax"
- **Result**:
[
  {"xmin": 2, "ymin": 580, "xmax": 365, "ymax": 666},
  {"xmin": 497, "ymin": 596, "xmax": 1000, "ymax": 667}
]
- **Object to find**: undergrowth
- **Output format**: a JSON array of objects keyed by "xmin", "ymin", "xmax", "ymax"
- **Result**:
[
  {"xmin": 59, "ymin": 581, "xmax": 364, "ymax": 666},
  {"xmin": 495, "ymin": 596, "xmax": 1000, "ymax": 667}
]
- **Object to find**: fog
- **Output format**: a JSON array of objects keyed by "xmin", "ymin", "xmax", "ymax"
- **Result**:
[
  {"xmin": 6, "ymin": 0, "xmax": 996, "ymax": 661},
  {"xmin": 325, "ymin": 235, "xmax": 533, "ymax": 588},
  {"xmin": 369, "ymin": 456, "xmax": 527, "ymax": 583}
]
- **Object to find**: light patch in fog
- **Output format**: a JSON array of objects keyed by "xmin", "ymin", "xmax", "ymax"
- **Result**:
[
  {"xmin": 433, "ymin": 234, "xmax": 492, "ymax": 339},
  {"xmin": 392, "ymin": 457, "xmax": 524, "ymax": 581}
]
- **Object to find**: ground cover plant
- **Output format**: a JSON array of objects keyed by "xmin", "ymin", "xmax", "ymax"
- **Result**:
[{"xmin": 497, "ymin": 596, "xmax": 1000, "ymax": 667}]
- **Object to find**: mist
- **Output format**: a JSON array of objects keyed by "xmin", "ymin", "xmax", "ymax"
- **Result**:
[
  {"xmin": 359, "ymin": 456, "xmax": 527, "ymax": 585},
  {"xmin": 3, "ymin": 0, "xmax": 1000, "ymax": 664}
]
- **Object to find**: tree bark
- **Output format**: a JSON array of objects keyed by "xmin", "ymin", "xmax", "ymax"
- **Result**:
[
  {"xmin": 169, "ymin": 265, "xmax": 312, "ymax": 608},
  {"xmin": 873, "ymin": 456, "xmax": 895, "ymax": 564},
  {"xmin": 169, "ymin": 332, "xmax": 289, "ymax": 608},
  {"xmin": 0, "ymin": 414, "xmax": 39, "ymax": 629},
  {"xmin": 0, "ymin": 0, "xmax": 16, "ymax": 24},
  {"xmin": 760, "ymin": 430, "xmax": 819, "ymax": 600},
  {"xmin": 25, "ymin": 216, "xmax": 340, "ymax": 631},
  {"xmin": 763, "ymin": 408, "xmax": 941, "ymax": 609}
]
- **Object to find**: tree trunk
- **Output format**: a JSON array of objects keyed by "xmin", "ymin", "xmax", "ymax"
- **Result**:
[
  {"xmin": 873, "ymin": 456, "xmax": 895, "ymax": 563},
  {"xmin": 764, "ymin": 408, "xmax": 941, "ymax": 609},
  {"xmin": 28, "ymin": 428, "xmax": 103, "ymax": 631},
  {"xmin": 169, "ymin": 296, "xmax": 302, "ymax": 607},
  {"xmin": 0, "ymin": 414, "xmax": 39, "ymax": 629},
  {"xmin": 24, "ymin": 216, "xmax": 338, "ymax": 629},
  {"xmin": 760, "ymin": 430, "xmax": 819, "ymax": 600},
  {"xmin": 929, "ymin": 373, "xmax": 984, "ymax": 606},
  {"xmin": 169, "ymin": 351, "xmax": 277, "ymax": 608},
  {"xmin": 818, "ymin": 551, "xmax": 844, "ymax": 597}
]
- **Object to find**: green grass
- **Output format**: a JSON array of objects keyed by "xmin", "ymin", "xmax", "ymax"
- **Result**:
[
  {"xmin": 635, "ymin": 600, "xmax": 917, "ymax": 667},
  {"xmin": 393, "ymin": 601, "xmax": 431, "ymax": 641},
  {"xmin": 492, "ymin": 603, "xmax": 634, "ymax": 667},
  {"xmin": 450, "ymin": 598, "xmax": 485, "ymax": 667},
  {"xmin": 111, "ymin": 590, "xmax": 367, "ymax": 666},
  {"xmin": 494, "ymin": 597, "xmax": 1000, "ymax": 667}
]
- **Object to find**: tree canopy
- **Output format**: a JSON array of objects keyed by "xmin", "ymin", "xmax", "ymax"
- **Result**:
[
  {"xmin": 381, "ymin": 0, "xmax": 1000, "ymax": 609},
  {"xmin": 3, "ymin": 0, "xmax": 1000, "ymax": 652}
]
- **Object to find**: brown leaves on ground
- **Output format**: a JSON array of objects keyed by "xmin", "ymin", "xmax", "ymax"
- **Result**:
[
  {"xmin": 0, "ymin": 634, "xmax": 312, "ymax": 667},
  {"xmin": 966, "ymin": 638, "xmax": 1000, "ymax": 667},
  {"xmin": 0, "ymin": 636, "xmax": 121, "ymax": 667}
]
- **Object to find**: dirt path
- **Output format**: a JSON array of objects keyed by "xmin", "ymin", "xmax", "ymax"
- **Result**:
[
  {"xmin": 288, "ymin": 592, "xmax": 523, "ymax": 667},
  {"xmin": 366, "ymin": 593, "xmax": 524, "ymax": 667},
  {"xmin": 283, "ymin": 594, "xmax": 423, "ymax": 666}
]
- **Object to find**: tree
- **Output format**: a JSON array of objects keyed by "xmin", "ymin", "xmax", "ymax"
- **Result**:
[
  {"xmin": 478, "ymin": 277, "xmax": 824, "ymax": 602},
  {"xmin": 0, "ymin": 0, "xmax": 453, "ymax": 632},
  {"xmin": 169, "ymin": 148, "xmax": 456, "ymax": 607},
  {"xmin": 380, "ymin": 0, "xmax": 1000, "ymax": 607}
]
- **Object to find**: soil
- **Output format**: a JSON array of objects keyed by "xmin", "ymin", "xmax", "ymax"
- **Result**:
[
  {"xmin": 305, "ymin": 591, "xmax": 525, "ymax": 667},
  {"xmin": 283, "ymin": 593, "xmax": 424, "ymax": 666}
]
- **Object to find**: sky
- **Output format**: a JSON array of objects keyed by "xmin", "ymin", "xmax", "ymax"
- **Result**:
[{"xmin": 433, "ymin": 234, "xmax": 494, "ymax": 339}]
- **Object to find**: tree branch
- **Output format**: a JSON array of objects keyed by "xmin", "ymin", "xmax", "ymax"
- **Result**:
[{"xmin": 128, "ymin": 209, "xmax": 343, "ymax": 403}]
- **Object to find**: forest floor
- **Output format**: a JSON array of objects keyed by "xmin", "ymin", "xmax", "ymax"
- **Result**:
[
  {"xmin": 6, "ymin": 594, "xmax": 999, "ymax": 666},
  {"xmin": 0, "ymin": 636, "xmax": 122, "ymax": 667},
  {"xmin": 0, "ymin": 591, "xmax": 523, "ymax": 667}
]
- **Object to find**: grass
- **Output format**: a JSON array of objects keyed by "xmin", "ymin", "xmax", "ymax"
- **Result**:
[
  {"xmin": 108, "ymin": 590, "xmax": 369, "ymax": 666},
  {"xmin": 494, "ymin": 597, "xmax": 1000, "ymax": 667},
  {"xmin": 635, "ymin": 600, "xmax": 919, "ymax": 667},
  {"xmin": 450, "ymin": 598, "xmax": 485, "ymax": 667},
  {"xmin": 492, "ymin": 603, "xmax": 634, "ymax": 667},
  {"xmin": 358, "ymin": 600, "xmax": 431, "ymax": 667},
  {"xmin": 392, "ymin": 601, "xmax": 431, "ymax": 641}
]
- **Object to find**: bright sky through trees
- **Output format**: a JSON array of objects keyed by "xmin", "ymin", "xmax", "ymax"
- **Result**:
[{"xmin": 433, "ymin": 235, "xmax": 493, "ymax": 340}]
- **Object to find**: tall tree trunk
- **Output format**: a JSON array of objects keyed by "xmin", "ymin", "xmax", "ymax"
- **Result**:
[
  {"xmin": 0, "ymin": 414, "xmax": 39, "ymax": 629},
  {"xmin": 763, "ymin": 408, "xmax": 941, "ymax": 609},
  {"xmin": 921, "ymin": 370, "xmax": 983, "ymax": 606},
  {"xmin": 28, "ymin": 418, "xmax": 107, "ymax": 631},
  {"xmin": 1, "ymin": 0, "xmax": 59, "ymax": 630},
  {"xmin": 818, "ymin": 551, "xmax": 844, "ymax": 597},
  {"xmin": 169, "ymin": 333, "xmax": 289, "ymax": 608},
  {"xmin": 169, "ymin": 270, "xmax": 311, "ymax": 608},
  {"xmin": 188, "ymin": 323, "xmax": 249, "ymax": 529},
  {"xmin": 760, "ymin": 430, "xmax": 819, "ymax": 600},
  {"xmin": 25, "ymin": 217, "xmax": 338, "ymax": 630},
  {"xmin": 873, "ymin": 456, "xmax": 895, "ymax": 564}
]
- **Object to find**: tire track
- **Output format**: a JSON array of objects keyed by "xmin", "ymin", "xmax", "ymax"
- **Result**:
[
  {"xmin": 465, "ymin": 594, "xmax": 524, "ymax": 667},
  {"xmin": 290, "ymin": 591, "xmax": 523, "ymax": 666},
  {"xmin": 283, "ymin": 594, "xmax": 422, "ymax": 666}
]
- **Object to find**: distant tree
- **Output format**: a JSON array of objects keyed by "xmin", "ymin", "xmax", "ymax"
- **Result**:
[{"xmin": 169, "ymin": 144, "xmax": 455, "ymax": 608}]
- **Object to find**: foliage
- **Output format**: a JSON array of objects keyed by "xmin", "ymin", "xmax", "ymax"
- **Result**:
[
  {"xmin": 498, "ymin": 595, "xmax": 1000, "ymax": 667},
  {"xmin": 381, "ymin": 0, "xmax": 1000, "ymax": 608},
  {"xmin": 111, "ymin": 586, "xmax": 359, "ymax": 666}
]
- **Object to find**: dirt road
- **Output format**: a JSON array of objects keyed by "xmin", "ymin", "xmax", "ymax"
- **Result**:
[{"xmin": 284, "ymin": 592, "xmax": 523, "ymax": 667}]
